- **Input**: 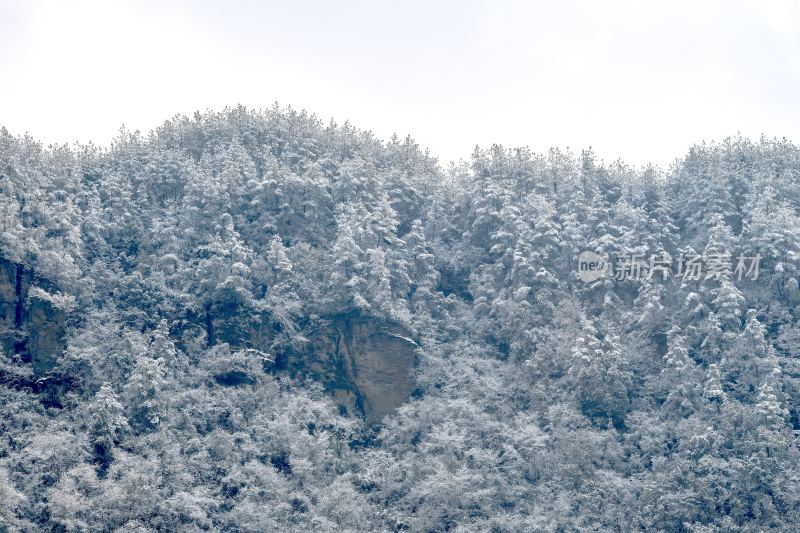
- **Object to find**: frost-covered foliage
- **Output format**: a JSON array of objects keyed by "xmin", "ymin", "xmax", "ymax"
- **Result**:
[{"xmin": 1, "ymin": 107, "xmax": 799, "ymax": 531}]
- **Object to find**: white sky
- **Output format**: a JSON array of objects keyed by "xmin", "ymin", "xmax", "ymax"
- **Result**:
[{"xmin": 1, "ymin": 0, "xmax": 799, "ymax": 168}]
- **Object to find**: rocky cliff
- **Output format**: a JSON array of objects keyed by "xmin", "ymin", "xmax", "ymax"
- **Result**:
[
  {"xmin": 279, "ymin": 314, "xmax": 418, "ymax": 422},
  {"xmin": 3, "ymin": 256, "xmax": 417, "ymax": 419},
  {"xmin": 0, "ymin": 258, "xmax": 20, "ymax": 356},
  {"xmin": 205, "ymin": 301, "xmax": 418, "ymax": 421},
  {"xmin": 0, "ymin": 258, "xmax": 68, "ymax": 376}
]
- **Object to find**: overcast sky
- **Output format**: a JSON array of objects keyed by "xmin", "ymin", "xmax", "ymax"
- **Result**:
[{"xmin": 1, "ymin": 0, "xmax": 799, "ymax": 168}]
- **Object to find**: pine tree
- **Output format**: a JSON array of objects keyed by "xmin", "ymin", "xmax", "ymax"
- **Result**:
[
  {"xmin": 660, "ymin": 326, "xmax": 697, "ymax": 416},
  {"xmin": 123, "ymin": 356, "xmax": 167, "ymax": 431},
  {"xmin": 88, "ymin": 383, "xmax": 129, "ymax": 474},
  {"xmin": 702, "ymin": 364, "xmax": 726, "ymax": 410}
]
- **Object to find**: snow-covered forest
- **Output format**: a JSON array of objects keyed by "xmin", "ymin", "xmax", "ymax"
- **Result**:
[{"xmin": 1, "ymin": 106, "xmax": 799, "ymax": 531}]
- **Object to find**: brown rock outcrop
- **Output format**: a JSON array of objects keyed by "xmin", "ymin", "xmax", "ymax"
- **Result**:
[{"xmin": 286, "ymin": 314, "xmax": 418, "ymax": 422}]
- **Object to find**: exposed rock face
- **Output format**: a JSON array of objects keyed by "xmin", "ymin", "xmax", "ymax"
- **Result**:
[
  {"xmin": 201, "ymin": 301, "xmax": 418, "ymax": 420},
  {"xmin": 0, "ymin": 259, "xmax": 18, "ymax": 355},
  {"xmin": 0, "ymin": 258, "xmax": 67, "ymax": 376},
  {"xmin": 285, "ymin": 314, "xmax": 418, "ymax": 422},
  {"xmin": 201, "ymin": 301, "xmax": 417, "ymax": 420},
  {"xmin": 26, "ymin": 291, "xmax": 68, "ymax": 375},
  {"xmin": 4, "ymin": 254, "xmax": 416, "ymax": 413}
]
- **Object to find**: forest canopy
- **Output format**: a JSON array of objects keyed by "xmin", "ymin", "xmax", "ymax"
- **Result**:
[{"xmin": 0, "ymin": 106, "xmax": 799, "ymax": 532}]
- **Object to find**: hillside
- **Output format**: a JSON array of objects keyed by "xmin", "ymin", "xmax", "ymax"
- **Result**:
[{"xmin": 1, "ymin": 106, "xmax": 799, "ymax": 532}]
